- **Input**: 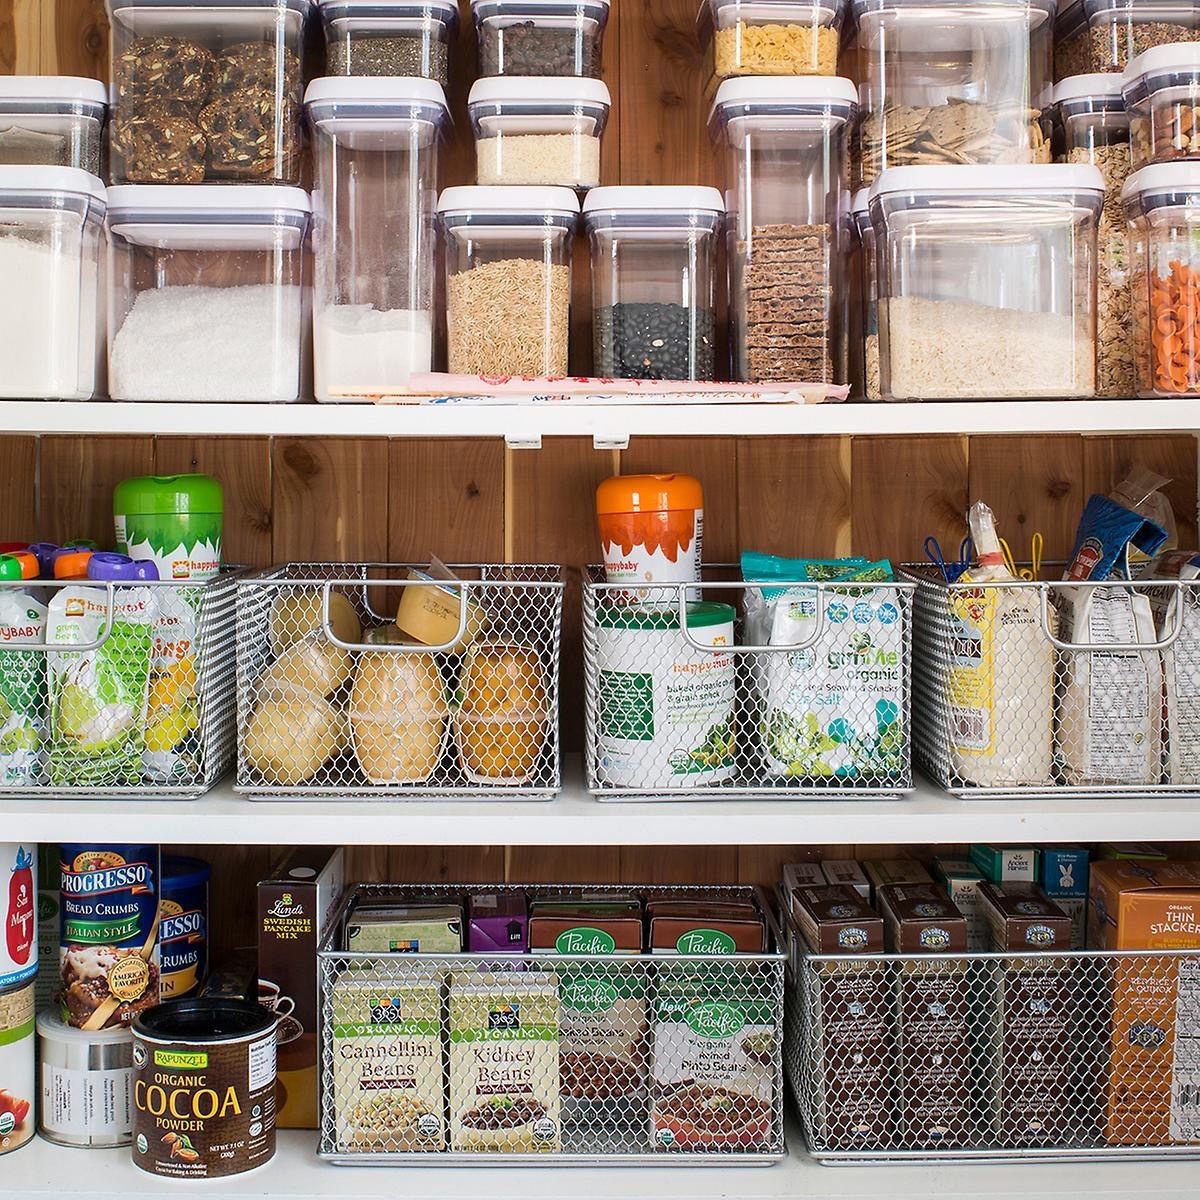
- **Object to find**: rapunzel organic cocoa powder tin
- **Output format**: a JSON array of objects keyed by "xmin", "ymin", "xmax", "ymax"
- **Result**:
[{"xmin": 132, "ymin": 998, "xmax": 278, "ymax": 1179}]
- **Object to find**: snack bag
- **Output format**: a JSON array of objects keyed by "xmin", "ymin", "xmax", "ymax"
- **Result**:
[{"xmin": 0, "ymin": 589, "xmax": 47, "ymax": 784}]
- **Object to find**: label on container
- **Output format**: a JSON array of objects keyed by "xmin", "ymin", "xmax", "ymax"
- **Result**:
[
  {"xmin": 1, "ymin": 844, "xmax": 36, "ymax": 991},
  {"xmin": 0, "ymin": 984, "xmax": 35, "ymax": 1155},
  {"xmin": 42, "ymin": 1062, "xmax": 133, "ymax": 1141}
]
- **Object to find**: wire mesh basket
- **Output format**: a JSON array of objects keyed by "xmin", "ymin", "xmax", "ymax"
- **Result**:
[
  {"xmin": 235, "ymin": 563, "xmax": 564, "ymax": 799},
  {"xmin": 582, "ymin": 566, "xmax": 914, "ymax": 800},
  {"xmin": 899, "ymin": 562, "xmax": 1200, "ymax": 798},
  {"xmin": 0, "ymin": 571, "xmax": 240, "ymax": 798},
  {"xmin": 784, "ymin": 935, "xmax": 1200, "ymax": 1163},
  {"xmin": 317, "ymin": 883, "xmax": 787, "ymax": 1165}
]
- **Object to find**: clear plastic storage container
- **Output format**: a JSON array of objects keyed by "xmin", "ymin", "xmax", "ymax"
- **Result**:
[
  {"xmin": 1123, "ymin": 43, "xmax": 1200, "ymax": 169},
  {"xmin": 107, "ymin": 0, "xmax": 310, "ymax": 184},
  {"xmin": 0, "ymin": 78, "xmax": 107, "ymax": 174},
  {"xmin": 870, "ymin": 164, "xmax": 1104, "ymax": 399},
  {"xmin": 472, "ymin": 0, "xmax": 610, "ymax": 76},
  {"xmin": 708, "ymin": 76, "xmax": 856, "ymax": 385},
  {"xmin": 468, "ymin": 77, "xmax": 610, "ymax": 188},
  {"xmin": 1058, "ymin": 0, "xmax": 1200, "ymax": 78},
  {"xmin": 700, "ymin": 0, "xmax": 847, "ymax": 79},
  {"xmin": 438, "ymin": 185, "xmax": 578, "ymax": 376},
  {"xmin": 307, "ymin": 79, "xmax": 449, "ymax": 402},
  {"xmin": 851, "ymin": 187, "xmax": 881, "ymax": 400},
  {"xmin": 1123, "ymin": 161, "xmax": 1200, "ymax": 395},
  {"xmin": 318, "ymin": 0, "xmax": 458, "ymax": 82},
  {"xmin": 0, "ymin": 167, "xmax": 105, "ymax": 400},
  {"xmin": 583, "ymin": 186, "xmax": 723, "ymax": 381},
  {"xmin": 851, "ymin": 0, "xmax": 1054, "ymax": 186},
  {"xmin": 1054, "ymin": 73, "xmax": 1135, "ymax": 395},
  {"xmin": 106, "ymin": 185, "xmax": 311, "ymax": 402}
]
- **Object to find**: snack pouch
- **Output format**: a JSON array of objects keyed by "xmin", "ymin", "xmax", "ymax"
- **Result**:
[
  {"xmin": 143, "ymin": 588, "xmax": 202, "ymax": 782},
  {"xmin": 1066, "ymin": 494, "xmax": 1168, "ymax": 582},
  {"xmin": 946, "ymin": 502, "xmax": 1055, "ymax": 788},
  {"xmin": 0, "ymin": 589, "xmax": 47, "ymax": 784},
  {"xmin": 46, "ymin": 585, "xmax": 157, "ymax": 786},
  {"xmin": 1110, "ymin": 466, "xmax": 1178, "ymax": 567},
  {"xmin": 742, "ymin": 551, "xmax": 904, "ymax": 782}
]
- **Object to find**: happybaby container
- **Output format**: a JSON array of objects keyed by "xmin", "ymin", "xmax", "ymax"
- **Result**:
[
  {"xmin": 0, "ymin": 78, "xmax": 107, "ymax": 174},
  {"xmin": 584, "ymin": 187, "xmax": 723, "ymax": 381},
  {"xmin": 106, "ymin": 185, "xmax": 311, "ymax": 402},
  {"xmin": 307, "ymin": 78, "xmax": 449, "ymax": 401},
  {"xmin": 472, "ymin": 0, "xmax": 610, "ymax": 76},
  {"xmin": 318, "ymin": 0, "xmax": 458, "ymax": 81}
]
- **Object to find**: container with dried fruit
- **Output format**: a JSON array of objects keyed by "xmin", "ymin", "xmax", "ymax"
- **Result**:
[
  {"xmin": 871, "ymin": 164, "xmax": 1104, "ymax": 399},
  {"xmin": 1123, "ymin": 43, "xmax": 1200, "ymax": 169},
  {"xmin": 438, "ymin": 185, "xmax": 578, "ymax": 376},
  {"xmin": 0, "ymin": 78, "xmax": 107, "ymax": 174},
  {"xmin": 106, "ymin": 0, "xmax": 310, "ymax": 185},
  {"xmin": 1053, "ymin": 73, "xmax": 1135, "ymax": 395},
  {"xmin": 852, "ymin": 0, "xmax": 1055, "ymax": 187},
  {"xmin": 1123, "ymin": 161, "xmax": 1200, "ymax": 395},
  {"xmin": 317, "ymin": 0, "xmax": 458, "ymax": 82},
  {"xmin": 472, "ymin": 0, "xmax": 610, "ymax": 77},
  {"xmin": 708, "ymin": 76, "xmax": 856, "ymax": 385},
  {"xmin": 699, "ymin": 0, "xmax": 846, "ymax": 81},
  {"xmin": 467, "ymin": 77, "xmax": 610, "ymax": 189},
  {"xmin": 584, "ymin": 187, "xmax": 723, "ymax": 382}
]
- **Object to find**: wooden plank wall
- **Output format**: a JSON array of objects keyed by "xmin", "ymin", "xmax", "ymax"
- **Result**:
[{"xmin": 3, "ymin": 2, "xmax": 1198, "ymax": 937}]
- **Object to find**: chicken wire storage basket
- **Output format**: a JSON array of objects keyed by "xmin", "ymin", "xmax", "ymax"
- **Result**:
[
  {"xmin": 0, "ymin": 571, "xmax": 240, "ymax": 799},
  {"xmin": 582, "ymin": 567, "xmax": 914, "ymax": 800},
  {"xmin": 317, "ymin": 0, "xmax": 459, "ymax": 82},
  {"xmin": 471, "ymin": 0, "xmax": 611, "ymax": 77},
  {"xmin": 0, "ymin": 77, "xmax": 107, "ymax": 174},
  {"xmin": 317, "ymin": 883, "xmax": 787, "ymax": 1164},
  {"xmin": 699, "ymin": 0, "xmax": 848, "ymax": 82},
  {"xmin": 899, "ymin": 562, "xmax": 1200, "ymax": 798},
  {"xmin": 306, "ymin": 78, "xmax": 449, "ymax": 402},
  {"xmin": 235, "ymin": 563, "xmax": 564, "ymax": 798},
  {"xmin": 870, "ymin": 164, "xmax": 1104, "ymax": 400}
]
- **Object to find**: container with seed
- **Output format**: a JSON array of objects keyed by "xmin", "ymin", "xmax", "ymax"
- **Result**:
[
  {"xmin": 317, "ymin": 0, "xmax": 458, "ymax": 83},
  {"xmin": 1123, "ymin": 43, "xmax": 1200, "ymax": 169},
  {"xmin": 472, "ymin": 0, "xmax": 611, "ymax": 78}
]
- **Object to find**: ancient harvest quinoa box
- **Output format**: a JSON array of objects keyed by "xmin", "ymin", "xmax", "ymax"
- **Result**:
[{"xmin": 1088, "ymin": 859, "xmax": 1200, "ymax": 1145}]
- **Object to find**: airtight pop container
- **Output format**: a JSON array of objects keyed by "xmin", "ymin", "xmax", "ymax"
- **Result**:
[
  {"xmin": 0, "ymin": 167, "xmax": 105, "ymax": 401},
  {"xmin": 584, "ymin": 186, "xmax": 723, "ymax": 381},
  {"xmin": 107, "ymin": 0, "xmax": 310, "ymax": 184},
  {"xmin": 1123, "ymin": 161, "xmax": 1200, "ymax": 394},
  {"xmin": 708, "ymin": 76, "xmax": 856, "ymax": 384},
  {"xmin": 318, "ymin": 0, "xmax": 458, "ymax": 82},
  {"xmin": 871, "ymin": 164, "xmax": 1104, "ymax": 399},
  {"xmin": 1058, "ymin": 0, "xmax": 1200, "ymax": 78},
  {"xmin": 851, "ymin": 187, "xmax": 880, "ymax": 400},
  {"xmin": 468, "ymin": 77, "xmax": 610, "ymax": 188},
  {"xmin": 596, "ymin": 473, "xmax": 704, "ymax": 603},
  {"xmin": 306, "ymin": 79, "xmax": 449, "ymax": 401},
  {"xmin": 106, "ymin": 186, "xmax": 311, "ymax": 403},
  {"xmin": 700, "ymin": 0, "xmax": 847, "ymax": 80},
  {"xmin": 472, "ymin": 0, "xmax": 611, "ymax": 77},
  {"xmin": 438, "ymin": 185, "xmax": 579, "ymax": 376},
  {"xmin": 0, "ymin": 77, "xmax": 107, "ymax": 174},
  {"xmin": 1123, "ymin": 43, "xmax": 1200, "ymax": 169},
  {"xmin": 852, "ymin": 0, "xmax": 1055, "ymax": 186}
]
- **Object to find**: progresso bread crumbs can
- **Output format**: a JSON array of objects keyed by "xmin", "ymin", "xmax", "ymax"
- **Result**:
[
  {"xmin": 132, "ymin": 998, "xmax": 278, "ymax": 1179},
  {"xmin": 60, "ymin": 845, "xmax": 160, "ymax": 1031},
  {"xmin": 161, "ymin": 856, "xmax": 209, "ymax": 1001},
  {"xmin": 0, "ymin": 982, "xmax": 35, "ymax": 1155}
]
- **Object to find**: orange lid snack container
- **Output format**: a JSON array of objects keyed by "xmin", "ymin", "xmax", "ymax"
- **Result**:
[{"xmin": 596, "ymin": 473, "xmax": 703, "ymax": 601}]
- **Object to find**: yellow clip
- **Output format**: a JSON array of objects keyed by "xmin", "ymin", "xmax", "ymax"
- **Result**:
[{"xmin": 999, "ymin": 533, "xmax": 1044, "ymax": 582}]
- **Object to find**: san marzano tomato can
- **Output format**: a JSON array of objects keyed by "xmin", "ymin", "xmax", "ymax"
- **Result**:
[
  {"xmin": 1, "ymin": 844, "xmax": 36, "ymax": 991},
  {"xmin": 0, "ymin": 981, "xmax": 35, "ymax": 1155}
]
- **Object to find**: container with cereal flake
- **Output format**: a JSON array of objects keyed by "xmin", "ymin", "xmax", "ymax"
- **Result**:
[{"xmin": 700, "ymin": 0, "xmax": 847, "ymax": 81}]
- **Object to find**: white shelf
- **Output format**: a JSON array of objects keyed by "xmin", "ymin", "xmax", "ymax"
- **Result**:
[
  {"xmin": 8, "ymin": 1128, "xmax": 1200, "ymax": 1200},
  {"xmin": 9, "ymin": 398, "xmax": 1200, "ymax": 439},
  {"xmin": 4, "ymin": 761, "xmax": 1199, "ymax": 845}
]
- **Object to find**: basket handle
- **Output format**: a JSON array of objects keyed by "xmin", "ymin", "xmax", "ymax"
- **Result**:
[
  {"xmin": 676, "ymin": 582, "xmax": 826, "ymax": 655},
  {"xmin": 1037, "ymin": 583, "xmax": 1186, "ymax": 653},
  {"xmin": 321, "ymin": 579, "xmax": 473, "ymax": 654},
  {"xmin": 18, "ymin": 581, "xmax": 118, "ymax": 655}
]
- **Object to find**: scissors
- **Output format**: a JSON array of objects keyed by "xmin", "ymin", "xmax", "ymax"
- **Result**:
[
  {"xmin": 924, "ymin": 535, "xmax": 973, "ymax": 583},
  {"xmin": 999, "ymin": 531, "xmax": 1044, "ymax": 582}
]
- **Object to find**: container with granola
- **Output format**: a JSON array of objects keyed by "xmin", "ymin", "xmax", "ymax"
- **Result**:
[
  {"xmin": 107, "ymin": 0, "xmax": 310, "ymax": 185},
  {"xmin": 700, "ymin": 0, "xmax": 847, "ymax": 81},
  {"xmin": 1122, "ymin": 43, "xmax": 1200, "ymax": 170},
  {"xmin": 1089, "ymin": 0, "xmax": 1200, "ymax": 74},
  {"xmin": 852, "ymin": 0, "xmax": 1055, "ymax": 187}
]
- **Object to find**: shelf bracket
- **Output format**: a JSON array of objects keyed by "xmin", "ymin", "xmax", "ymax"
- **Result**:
[
  {"xmin": 505, "ymin": 431, "xmax": 543, "ymax": 450},
  {"xmin": 593, "ymin": 432, "xmax": 630, "ymax": 451}
]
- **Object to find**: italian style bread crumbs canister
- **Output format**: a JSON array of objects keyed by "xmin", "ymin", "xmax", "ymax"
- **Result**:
[
  {"xmin": 38, "ymin": 1008, "xmax": 133, "ymax": 1147},
  {"xmin": 160, "ymin": 856, "xmax": 209, "ymax": 1001},
  {"xmin": 1, "ymin": 844, "xmax": 36, "ymax": 991},
  {"xmin": 132, "ymin": 998, "xmax": 278, "ymax": 1179},
  {"xmin": 0, "ymin": 981, "xmax": 35, "ymax": 1155}
]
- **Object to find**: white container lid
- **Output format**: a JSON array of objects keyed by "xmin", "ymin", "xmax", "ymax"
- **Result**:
[
  {"xmin": 106, "ymin": 184, "xmax": 311, "ymax": 215},
  {"xmin": 869, "ymin": 163, "xmax": 1105, "ymax": 201},
  {"xmin": 1123, "ymin": 42, "xmax": 1200, "ymax": 92},
  {"xmin": 317, "ymin": 0, "xmax": 458, "ymax": 13},
  {"xmin": 471, "ymin": 0, "xmax": 609, "ymax": 9},
  {"xmin": 710, "ymin": 75, "xmax": 857, "ymax": 119},
  {"xmin": 851, "ymin": 186, "xmax": 869, "ymax": 213},
  {"xmin": 305, "ymin": 76, "xmax": 450, "ymax": 110},
  {"xmin": 37, "ymin": 1008, "xmax": 132, "ymax": 1046},
  {"xmin": 1052, "ymin": 72, "xmax": 1125, "ymax": 104},
  {"xmin": 111, "ymin": 0, "xmax": 313, "ymax": 10},
  {"xmin": 468, "ymin": 76, "xmax": 611, "ymax": 107},
  {"xmin": 0, "ymin": 76, "xmax": 107, "ymax": 106},
  {"xmin": 583, "ymin": 185, "xmax": 724, "ymax": 214},
  {"xmin": 1122, "ymin": 161, "xmax": 1200, "ymax": 203},
  {"xmin": 0, "ymin": 165, "xmax": 106, "ymax": 205},
  {"xmin": 438, "ymin": 184, "xmax": 580, "ymax": 215}
]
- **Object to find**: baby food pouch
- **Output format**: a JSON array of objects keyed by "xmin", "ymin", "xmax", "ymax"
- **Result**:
[
  {"xmin": 0, "ymin": 590, "xmax": 47, "ymax": 785},
  {"xmin": 46, "ymin": 585, "xmax": 157, "ymax": 786}
]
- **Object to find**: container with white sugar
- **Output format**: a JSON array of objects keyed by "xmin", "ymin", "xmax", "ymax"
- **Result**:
[
  {"xmin": 306, "ymin": 77, "xmax": 450, "ymax": 401},
  {"xmin": 105, "ymin": 185, "xmax": 311, "ymax": 403}
]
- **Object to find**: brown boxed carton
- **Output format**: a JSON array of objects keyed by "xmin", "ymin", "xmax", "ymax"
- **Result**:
[
  {"xmin": 258, "ymin": 846, "xmax": 346, "ymax": 1130},
  {"xmin": 1089, "ymin": 859, "xmax": 1200, "ymax": 1145},
  {"xmin": 862, "ymin": 859, "xmax": 932, "ymax": 901},
  {"xmin": 877, "ymin": 884, "xmax": 969, "ymax": 1149},
  {"xmin": 977, "ymin": 882, "xmax": 1073, "ymax": 1147},
  {"xmin": 647, "ymin": 900, "xmax": 765, "ymax": 954},
  {"xmin": 792, "ymin": 885, "xmax": 892, "ymax": 1150}
]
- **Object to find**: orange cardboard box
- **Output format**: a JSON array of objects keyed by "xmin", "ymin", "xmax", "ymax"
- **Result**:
[{"xmin": 1088, "ymin": 860, "xmax": 1200, "ymax": 1146}]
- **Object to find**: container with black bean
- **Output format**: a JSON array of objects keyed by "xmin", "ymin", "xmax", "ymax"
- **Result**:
[{"xmin": 595, "ymin": 303, "xmax": 716, "ymax": 381}]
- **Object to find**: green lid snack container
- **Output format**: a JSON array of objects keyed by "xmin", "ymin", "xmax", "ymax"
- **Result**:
[{"xmin": 114, "ymin": 474, "xmax": 223, "ymax": 583}]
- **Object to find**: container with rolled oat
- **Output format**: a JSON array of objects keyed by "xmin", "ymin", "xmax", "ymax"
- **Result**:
[
  {"xmin": 699, "ymin": 0, "xmax": 847, "ymax": 81},
  {"xmin": 1122, "ymin": 43, "xmax": 1200, "ymax": 169},
  {"xmin": 107, "ymin": 0, "xmax": 310, "ymax": 184},
  {"xmin": 708, "ymin": 76, "xmax": 855, "ymax": 385}
]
